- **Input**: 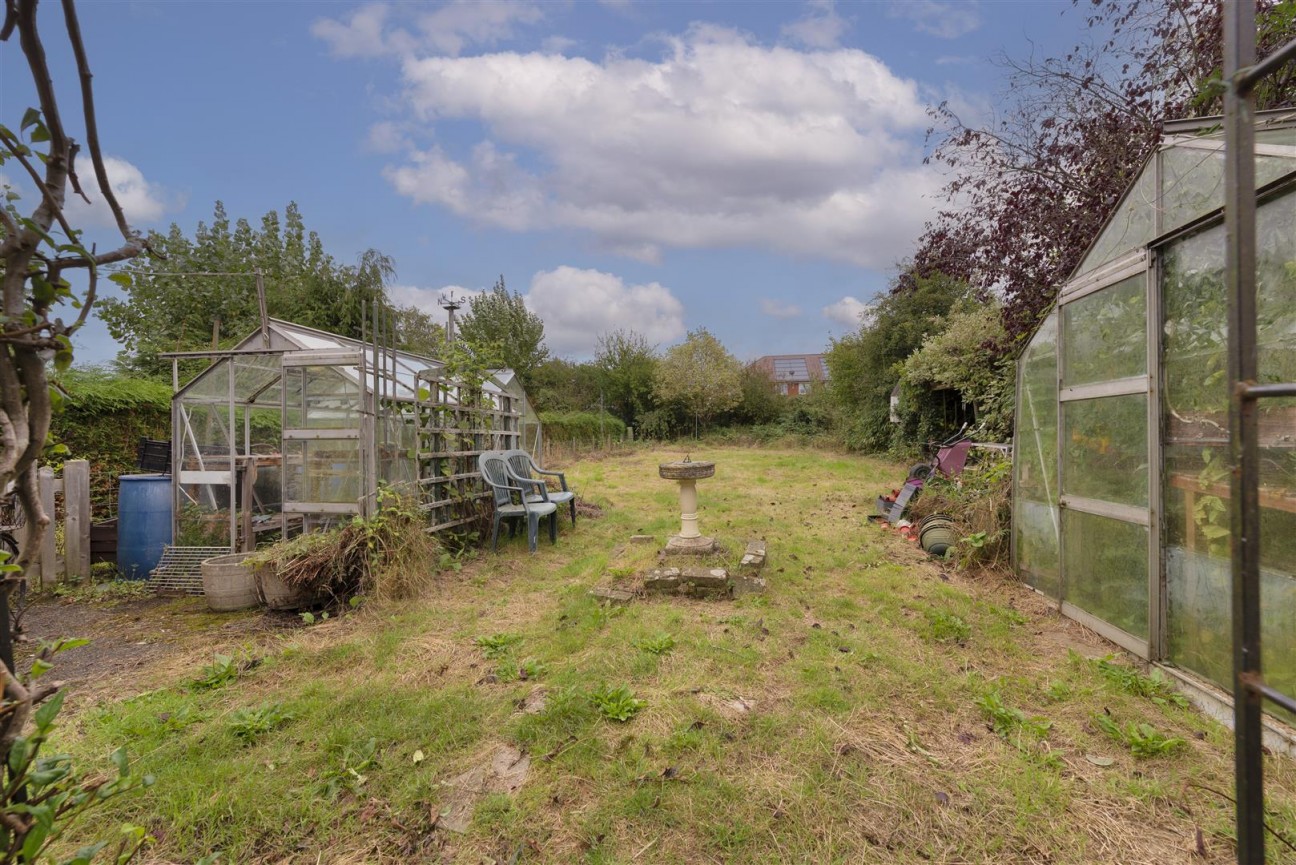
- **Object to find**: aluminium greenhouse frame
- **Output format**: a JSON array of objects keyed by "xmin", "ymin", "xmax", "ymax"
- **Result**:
[
  {"xmin": 1012, "ymin": 107, "xmax": 1296, "ymax": 710},
  {"xmin": 166, "ymin": 314, "xmax": 528, "ymax": 556}
]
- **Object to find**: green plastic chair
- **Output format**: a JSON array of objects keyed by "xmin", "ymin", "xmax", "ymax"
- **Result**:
[
  {"xmin": 479, "ymin": 451, "xmax": 557, "ymax": 553},
  {"xmin": 504, "ymin": 449, "xmax": 576, "ymax": 527}
]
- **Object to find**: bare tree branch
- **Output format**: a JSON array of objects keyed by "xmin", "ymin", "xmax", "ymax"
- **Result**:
[{"xmin": 61, "ymin": 0, "xmax": 141, "ymax": 249}]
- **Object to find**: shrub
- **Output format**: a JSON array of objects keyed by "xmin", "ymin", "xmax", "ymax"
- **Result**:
[
  {"xmin": 906, "ymin": 454, "xmax": 1012, "ymax": 573},
  {"xmin": 246, "ymin": 493, "xmax": 441, "ymax": 604},
  {"xmin": 537, "ymin": 410, "xmax": 627, "ymax": 444}
]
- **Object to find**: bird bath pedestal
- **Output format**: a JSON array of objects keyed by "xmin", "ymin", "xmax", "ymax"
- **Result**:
[{"xmin": 659, "ymin": 460, "xmax": 717, "ymax": 555}]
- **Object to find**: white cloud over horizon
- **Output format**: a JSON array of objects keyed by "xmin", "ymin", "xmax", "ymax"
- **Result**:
[
  {"xmin": 388, "ymin": 283, "xmax": 483, "ymax": 313},
  {"xmin": 525, "ymin": 266, "xmax": 685, "ymax": 358},
  {"xmin": 387, "ymin": 267, "xmax": 684, "ymax": 359},
  {"xmin": 887, "ymin": 0, "xmax": 981, "ymax": 40},
  {"xmin": 313, "ymin": 1, "xmax": 544, "ymax": 58},
  {"xmin": 760, "ymin": 298, "xmax": 802, "ymax": 319},
  {"xmin": 781, "ymin": 0, "xmax": 849, "ymax": 49},
  {"xmin": 321, "ymin": 13, "xmax": 941, "ymax": 268},
  {"xmin": 822, "ymin": 295, "xmax": 873, "ymax": 328},
  {"xmin": 62, "ymin": 156, "xmax": 176, "ymax": 229}
]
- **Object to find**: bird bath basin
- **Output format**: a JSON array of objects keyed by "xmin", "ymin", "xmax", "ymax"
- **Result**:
[{"xmin": 659, "ymin": 459, "xmax": 717, "ymax": 554}]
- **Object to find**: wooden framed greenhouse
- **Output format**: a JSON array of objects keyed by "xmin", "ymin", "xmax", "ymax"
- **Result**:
[
  {"xmin": 166, "ymin": 317, "xmax": 533, "ymax": 561},
  {"xmin": 1012, "ymin": 108, "xmax": 1296, "ymax": 719}
]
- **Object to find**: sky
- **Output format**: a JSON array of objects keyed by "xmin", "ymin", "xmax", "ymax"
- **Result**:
[{"xmin": 1, "ymin": 0, "xmax": 1087, "ymax": 365}]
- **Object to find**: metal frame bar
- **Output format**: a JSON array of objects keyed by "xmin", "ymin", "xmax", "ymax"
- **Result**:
[
  {"xmin": 1224, "ymin": 6, "xmax": 1296, "ymax": 861},
  {"xmin": 1060, "ymin": 495, "xmax": 1150, "ymax": 527},
  {"xmin": 1059, "ymin": 376, "xmax": 1149, "ymax": 402}
]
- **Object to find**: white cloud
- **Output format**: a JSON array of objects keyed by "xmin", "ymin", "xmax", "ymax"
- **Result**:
[
  {"xmin": 365, "ymin": 120, "xmax": 410, "ymax": 154},
  {"xmin": 523, "ymin": 266, "xmax": 685, "ymax": 357},
  {"xmin": 760, "ymin": 299, "xmax": 802, "ymax": 319},
  {"xmin": 388, "ymin": 283, "xmax": 482, "ymax": 312},
  {"xmin": 822, "ymin": 295, "xmax": 873, "ymax": 328},
  {"xmin": 312, "ymin": 3, "xmax": 398, "ymax": 58},
  {"xmin": 64, "ymin": 156, "xmax": 175, "ymax": 229},
  {"xmin": 369, "ymin": 25, "xmax": 938, "ymax": 267},
  {"xmin": 782, "ymin": 0, "xmax": 849, "ymax": 49},
  {"xmin": 313, "ymin": 1, "xmax": 543, "ymax": 58},
  {"xmin": 540, "ymin": 35, "xmax": 577, "ymax": 54},
  {"xmin": 887, "ymin": 1, "xmax": 981, "ymax": 40}
]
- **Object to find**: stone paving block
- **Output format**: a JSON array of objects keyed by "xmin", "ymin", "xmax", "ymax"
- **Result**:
[
  {"xmin": 739, "ymin": 540, "xmax": 767, "ymax": 569},
  {"xmin": 644, "ymin": 568, "xmax": 683, "ymax": 592},
  {"xmin": 681, "ymin": 567, "xmax": 729, "ymax": 589},
  {"xmin": 731, "ymin": 575, "xmax": 768, "ymax": 597},
  {"xmin": 589, "ymin": 587, "xmax": 636, "ymax": 604}
]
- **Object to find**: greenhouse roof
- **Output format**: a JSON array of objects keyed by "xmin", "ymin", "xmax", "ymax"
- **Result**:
[
  {"xmin": 173, "ymin": 318, "xmax": 512, "ymax": 406},
  {"xmin": 1074, "ymin": 108, "xmax": 1296, "ymax": 279}
]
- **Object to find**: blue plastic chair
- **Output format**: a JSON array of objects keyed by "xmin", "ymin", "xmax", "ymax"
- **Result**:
[
  {"xmin": 479, "ymin": 451, "xmax": 557, "ymax": 553},
  {"xmin": 504, "ymin": 449, "xmax": 576, "ymax": 527}
]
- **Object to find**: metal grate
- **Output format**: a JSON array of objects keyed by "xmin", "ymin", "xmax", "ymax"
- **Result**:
[{"xmin": 149, "ymin": 545, "xmax": 229, "ymax": 595}]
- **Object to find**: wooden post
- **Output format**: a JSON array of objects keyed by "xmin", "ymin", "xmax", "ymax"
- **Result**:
[
  {"xmin": 63, "ymin": 460, "xmax": 90, "ymax": 581},
  {"xmin": 38, "ymin": 467, "xmax": 56, "ymax": 588}
]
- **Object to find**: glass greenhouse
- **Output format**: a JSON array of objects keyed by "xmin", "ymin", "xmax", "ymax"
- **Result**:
[
  {"xmin": 169, "ymin": 319, "xmax": 530, "ymax": 552},
  {"xmin": 1013, "ymin": 110, "xmax": 1296, "ymax": 706}
]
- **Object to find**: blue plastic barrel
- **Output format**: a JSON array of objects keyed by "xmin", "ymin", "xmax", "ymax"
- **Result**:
[{"xmin": 117, "ymin": 474, "xmax": 173, "ymax": 580}]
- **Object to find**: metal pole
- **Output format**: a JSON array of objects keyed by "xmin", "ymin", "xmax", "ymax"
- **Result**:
[
  {"xmin": 1224, "ymin": 2, "xmax": 1264, "ymax": 861},
  {"xmin": 256, "ymin": 268, "xmax": 270, "ymax": 348}
]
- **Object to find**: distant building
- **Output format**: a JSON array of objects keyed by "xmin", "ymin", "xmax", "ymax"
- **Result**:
[{"xmin": 750, "ymin": 354, "xmax": 828, "ymax": 396}]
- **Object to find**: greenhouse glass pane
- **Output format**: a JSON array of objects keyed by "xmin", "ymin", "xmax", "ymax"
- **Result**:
[
  {"xmin": 1161, "ymin": 146, "xmax": 1224, "ymax": 233},
  {"xmin": 1061, "ymin": 395, "xmax": 1148, "ymax": 507},
  {"xmin": 1063, "ymin": 509, "xmax": 1148, "ymax": 639},
  {"xmin": 1078, "ymin": 168, "xmax": 1155, "ymax": 274},
  {"xmin": 283, "ymin": 366, "xmax": 362, "ymax": 430},
  {"xmin": 1162, "ymin": 192, "xmax": 1296, "ymax": 702},
  {"xmin": 1161, "ymin": 145, "xmax": 1294, "ymax": 237},
  {"xmin": 1013, "ymin": 314, "xmax": 1059, "ymax": 596},
  {"xmin": 183, "ymin": 359, "xmax": 232, "ymax": 403},
  {"xmin": 284, "ymin": 439, "xmax": 360, "ymax": 504},
  {"xmin": 1062, "ymin": 274, "xmax": 1146, "ymax": 386}
]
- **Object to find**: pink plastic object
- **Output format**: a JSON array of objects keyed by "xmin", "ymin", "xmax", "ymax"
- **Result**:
[{"xmin": 935, "ymin": 440, "xmax": 973, "ymax": 478}]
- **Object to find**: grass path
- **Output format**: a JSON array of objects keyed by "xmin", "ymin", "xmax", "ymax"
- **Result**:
[{"xmin": 56, "ymin": 446, "xmax": 1296, "ymax": 863}]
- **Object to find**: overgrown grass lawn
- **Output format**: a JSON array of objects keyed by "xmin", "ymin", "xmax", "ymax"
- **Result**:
[{"xmin": 58, "ymin": 446, "xmax": 1296, "ymax": 863}]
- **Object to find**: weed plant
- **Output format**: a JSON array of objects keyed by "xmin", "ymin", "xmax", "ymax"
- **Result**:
[
  {"xmin": 589, "ymin": 685, "xmax": 646, "ymax": 722},
  {"xmin": 1094, "ymin": 713, "xmax": 1186, "ymax": 758},
  {"xmin": 228, "ymin": 703, "xmax": 293, "ymax": 745}
]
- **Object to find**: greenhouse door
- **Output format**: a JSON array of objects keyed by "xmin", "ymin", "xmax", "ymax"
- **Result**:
[
  {"xmin": 281, "ymin": 349, "xmax": 368, "ymax": 530},
  {"xmin": 1056, "ymin": 250, "xmax": 1157, "ymax": 658}
]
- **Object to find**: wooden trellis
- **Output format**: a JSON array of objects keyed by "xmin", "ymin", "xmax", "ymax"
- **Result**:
[{"xmin": 416, "ymin": 371, "xmax": 521, "ymax": 533}]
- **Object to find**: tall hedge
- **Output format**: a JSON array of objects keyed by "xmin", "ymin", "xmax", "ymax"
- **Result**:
[
  {"xmin": 537, "ymin": 410, "xmax": 626, "ymax": 444},
  {"xmin": 51, "ymin": 370, "xmax": 172, "ymax": 519}
]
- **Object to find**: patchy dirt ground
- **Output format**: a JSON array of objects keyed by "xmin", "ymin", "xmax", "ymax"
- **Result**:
[{"xmin": 14, "ymin": 592, "xmax": 303, "ymax": 698}]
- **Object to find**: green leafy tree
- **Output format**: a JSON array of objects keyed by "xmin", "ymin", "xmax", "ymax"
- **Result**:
[
  {"xmin": 653, "ymin": 329, "xmax": 742, "ymax": 436},
  {"xmin": 391, "ymin": 304, "xmax": 445, "ymax": 360},
  {"xmin": 593, "ymin": 329, "xmax": 658, "ymax": 427},
  {"xmin": 825, "ymin": 271, "xmax": 972, "ymax": 453},
  {"xmin": 99, "ymin": 202, "xmax": 419, "ymax": 372},
  {"xmin": 730, "ymin": 364, "xmax": 787, "ymax": 426},
  {"xmin": 900, "ymin": 300, "xmax": 1015, "ymax": 441},
  {"xmin": 457, "ymin": 276, "xmax": 549, "ymax": 387},
  {"xmin": 528, "ymin": 357, "xmax": 600, "ymax": 413}
]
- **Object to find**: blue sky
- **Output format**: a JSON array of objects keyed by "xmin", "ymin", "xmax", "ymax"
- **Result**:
[{"xmin": 1, "ymin": 0, "xmax": 1084, "ymax": 365}]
